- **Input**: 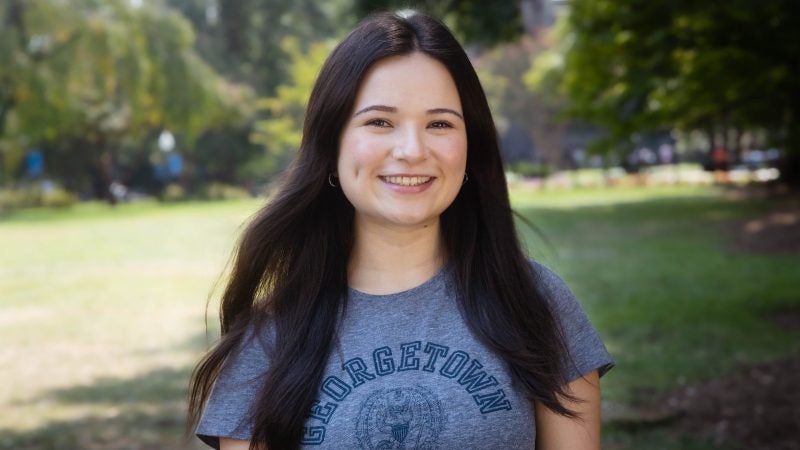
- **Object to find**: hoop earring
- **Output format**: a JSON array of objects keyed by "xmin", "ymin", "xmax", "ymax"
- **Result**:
[
  {"xmin": 328, "ymin": 173, "xmax": 339, "ymax": 187},
  {"xmin": 462, "ymin": 173, "xmax": 468, "ymax": 185}
]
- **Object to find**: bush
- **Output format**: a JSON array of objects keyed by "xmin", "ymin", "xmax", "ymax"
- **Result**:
[
  {"xmin": 0, "ymin": 184, "xmax": 76, "ymax": 213},
  {"xmin": 204, "ymin": 182, "xmax": 251, "ymax": 201},
  {"xmin": 508, "ymin": 161, "xmax": 551, "ymax": 178},
  {"xmin": 41, "ymin": 187, "xmax": 76, "ymax": 208},
  {"xmin": 162, "ymin": 183, "xmax": 186, "ymax": 202},
  {"xmin": 0, "ymin": 189, "xmax": 29, "ymax": 213}
]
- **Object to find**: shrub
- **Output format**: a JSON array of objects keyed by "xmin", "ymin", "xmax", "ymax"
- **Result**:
[
  {"xmin": 0, "ymin": 189, "xmax": 29, "ymax": 213},
  {"xmin": 0, "ymin": 184, "xmax": 76, "ymax": 213},
  {"xmin": 508, "ymin": 161, "xmax": 551, "ymax": 178},
  {"xmin": 162, "ymin": 183, "xmax": 186, "ymax": 202},
  {"xmin": 41, "ymin": 187, "xmax": 76, "ymax": 208},
  {"xmin": 204, "ymin": 182, "xmax": 251, "ymax": 201}
]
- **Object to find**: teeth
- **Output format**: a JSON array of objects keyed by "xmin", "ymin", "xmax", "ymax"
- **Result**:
[{"xmin": 383, "ymin": 176, "xmax": 432, "ymax": 186}]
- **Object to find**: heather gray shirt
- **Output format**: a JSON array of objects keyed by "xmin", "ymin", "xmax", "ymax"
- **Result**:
[{"xmin": 197, "ymin": 262, "xmax": 614, "ymax": 449}]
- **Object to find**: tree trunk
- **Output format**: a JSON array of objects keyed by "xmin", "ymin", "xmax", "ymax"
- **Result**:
[
  {"xmin": 732, "ymin": 128, "xmax": 743, "ymax": 163},
  {"xmin": 707, "ymin": 123, "xmax": 717, "ymax": 152},
  {"xmin": 779, "ymin": 153, "xmax": 800, "ymax": 186},
  {"xmin": 1, "ymin": 0, "xmax": 25, "ymax": 141},
  {"xmin": 0, "ymin": 95, "xmax": 14, "ymax": 139},
  {"xmin": 778, "ymin": 128, "xmax": 800, "ymax": 186}
]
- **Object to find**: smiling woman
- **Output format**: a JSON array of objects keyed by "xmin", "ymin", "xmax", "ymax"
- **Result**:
[{"xmin": 187, "ymin": 10, "xmax": 612, "ymax": 450}]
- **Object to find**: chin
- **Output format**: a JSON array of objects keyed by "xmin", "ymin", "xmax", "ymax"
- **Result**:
[{"xmin": 379, "ymin": 211, "xmax": 438, "ymax": 228}]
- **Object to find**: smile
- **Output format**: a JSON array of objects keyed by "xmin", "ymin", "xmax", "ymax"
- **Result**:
[{"xmin": 381, "ymin": 176, "xmax": 433, "ymax": 186}]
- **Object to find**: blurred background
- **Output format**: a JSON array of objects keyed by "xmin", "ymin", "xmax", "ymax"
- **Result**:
[{"xmin": 1, "ymin": 0, "xmax": 798, "ymax": 449}]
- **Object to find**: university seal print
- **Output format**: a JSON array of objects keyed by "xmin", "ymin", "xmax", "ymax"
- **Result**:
[{"xmin": 355, "ymin": 386, "xmax": 446, "ymax": 449}]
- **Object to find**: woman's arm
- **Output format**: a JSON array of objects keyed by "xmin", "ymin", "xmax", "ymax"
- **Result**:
[
  {"xmin": 220, "ymin": 437, "xmax": 253, "ymax": 450},
  {"xmin": 534, "ymin": 370, "xmax": 602, "ymax": 450}
]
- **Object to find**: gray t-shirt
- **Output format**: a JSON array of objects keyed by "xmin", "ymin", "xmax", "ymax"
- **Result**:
[{"xmin": 197, "ymin": 262, "xmax": 614, "ymax": 449}]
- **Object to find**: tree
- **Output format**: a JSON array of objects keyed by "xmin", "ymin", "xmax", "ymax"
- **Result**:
[
  {"xmin": 476, "ymin": 36, "xmax": 575, "ymax": 168},
  {"xmin": 249, "ymin": 38, "xmax": 334, "ymax": 178},
  {"xmin": 529, "ymin": 0, "xmax": 800, "ymax": 180},
  {"xmin": 0, "ymin": 0, "xmax": 253, "ymax": 195},
  {"xmin": 354, "ymin": 0, "xmax": 555, "ymax": 45},
  {"xmin": 165, "ymin": 0, "xmax": 354, "ymax": 182},
  {"xmin": 169, "ymin": 0, "xmax": 354, "ymax": 97}
]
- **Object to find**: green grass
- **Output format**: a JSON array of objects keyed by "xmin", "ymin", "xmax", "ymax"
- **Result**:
[
  {"xmin": 0, "ymin": 199, "xmax": 261, "ymax": 450},
  {"xmin": 515, "ymin": 185, "xmax": 800, "ymax": 449},
  {"xmin": 1, "ymin": 186, "xmax": 797, "ymax": 449}
]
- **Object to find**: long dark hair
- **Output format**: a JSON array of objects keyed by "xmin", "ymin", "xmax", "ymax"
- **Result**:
[{"xmin": 188, "ymin": 11, "xmax": 575, "ymax": 450}]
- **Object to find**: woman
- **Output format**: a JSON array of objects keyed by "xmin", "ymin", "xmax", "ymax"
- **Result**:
[{"xmin": 188, "ymin": 11, "xmax": 613, "ymax": 450}]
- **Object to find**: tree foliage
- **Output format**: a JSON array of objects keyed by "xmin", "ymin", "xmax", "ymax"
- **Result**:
[
  {"xmin": 165, "ymin": 0, "xmax": 353, "ymax": 181},
  {"xmin": 249, "ymin": 38, "xmax": 334, "ymax": 177},
  {"xmin": 528, "ymin": 0, "xmax": 800, "ymax": 162},
  {"xmin": 170, "ymin": 0, "xmax": 353, "ymax": 96},
  {"xmin": 475, "ymin": 37, "xmax": 573, "ymax": 166},
  {"xmin": 355, "ymin": 0, "xmax": 526, "ymax": 45},
  {"xmin": 0, "ymin": 0, "xmax": 253, "ymax": 191}
]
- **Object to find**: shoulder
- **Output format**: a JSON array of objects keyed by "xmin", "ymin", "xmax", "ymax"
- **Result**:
[
  {"xmin": 527, "ymin": 259, "xmax": 615, "ymax": 380},
  {"xmin": 196, "ymin": 319, "xmax": 277, "ymax": 443},
  {"xmin": 526, "ymin": 260, "xmax": 578, "ymax": 310},
  {"xmin": 527, "ymin": 259, "xmax": 567, "ymax": 288},
  {"xmin": 217, "ymin": 319, "xmax": 276, "ymax": 383}
]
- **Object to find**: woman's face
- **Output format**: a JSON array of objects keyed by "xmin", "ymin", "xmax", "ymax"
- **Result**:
[{"xmin": 337, "ymin": 52, "xmax": 468, "ymax": 231}]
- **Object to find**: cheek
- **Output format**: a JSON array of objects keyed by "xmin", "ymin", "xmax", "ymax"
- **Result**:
[
  {"xmin": 337, "ymin": 133, "xmax": 358, "ymax": 175},
  {"xmin": 439, "ymin": 135, "xmax": 468, "ymax": 170},
  {"xmin": 338, "ymin": 133, "xmax": 386, "ymax": 175}
]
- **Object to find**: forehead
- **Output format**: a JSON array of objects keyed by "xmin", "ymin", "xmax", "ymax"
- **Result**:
[{"xmin": 352, "ymin": 52, "xmax": 462, "ymax": 109}]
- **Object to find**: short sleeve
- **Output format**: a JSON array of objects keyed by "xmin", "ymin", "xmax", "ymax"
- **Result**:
[
  {"xmin": 196, "ymin": 324, "xmax": 273, "ymax": 449},
  {"xmin": 530, "ymin": 261, "xmax": 614, "ymax": 382}
]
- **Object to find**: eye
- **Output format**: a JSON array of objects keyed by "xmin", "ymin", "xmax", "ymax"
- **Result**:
[
  {"xmin": 366, "ymin": 118, "xmax": 391, "ymax": 128},
  {"xmin": 428, "ymin": 120, "xmax": 454, "ymax": 129}
]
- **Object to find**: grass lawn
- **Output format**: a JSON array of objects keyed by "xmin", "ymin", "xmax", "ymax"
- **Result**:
[
  {"xmin": 513, "ymin": 185, "xmax": 800, "ymax": 448},
  {"xmin": 1, "ymin": 186, "xmax": 797, "ymax": 449},
  {"xmin": 0, "ymin": 200, "xmax": 259, "ymax": 450}
]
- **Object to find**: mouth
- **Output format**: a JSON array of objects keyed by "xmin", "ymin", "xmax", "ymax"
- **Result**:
[{"xmin": 380, "ymin": 175, "xmax": 433, "ymax": 186}]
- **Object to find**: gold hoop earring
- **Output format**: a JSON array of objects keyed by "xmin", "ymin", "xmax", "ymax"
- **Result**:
[{"xmin": 328, "ymin": 173, "xmax": 339, "ymax": 187}]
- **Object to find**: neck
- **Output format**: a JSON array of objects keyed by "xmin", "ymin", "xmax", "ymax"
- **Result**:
[{"xmin": 347, "ymin": 216, "xmax": 444, "ymax": 295}]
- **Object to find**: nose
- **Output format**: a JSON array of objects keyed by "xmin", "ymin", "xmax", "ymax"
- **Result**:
[{"xmin": 392, "ymin": 126, "xmax": 428, "ymax": 162}]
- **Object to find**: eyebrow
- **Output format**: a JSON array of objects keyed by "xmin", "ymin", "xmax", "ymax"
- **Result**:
[
  {"xmin": 353, "ymin": 104, "xmax": 464, "ymax": 120},
  {"xmin": 427, "ymin": 108, "xmax": 463, "ymax": 120},
  {"xmin": 353, "ymin": 105, "xmax": 397, "ymax": 117}
]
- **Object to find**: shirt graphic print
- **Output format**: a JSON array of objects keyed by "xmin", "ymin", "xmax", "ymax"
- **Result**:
[{"xmin": 303, "ymin": 339, "xmax": 517, "ymax": 447}]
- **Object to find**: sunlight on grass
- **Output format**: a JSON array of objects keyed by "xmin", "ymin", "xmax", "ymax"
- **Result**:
[
  {"xmin": 510, "ymin": 184, "xmax": 720, "ymax": 208},
  {"xmin": 0, "ymin": 199, "xmax": 261, "ymax": 449}
]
